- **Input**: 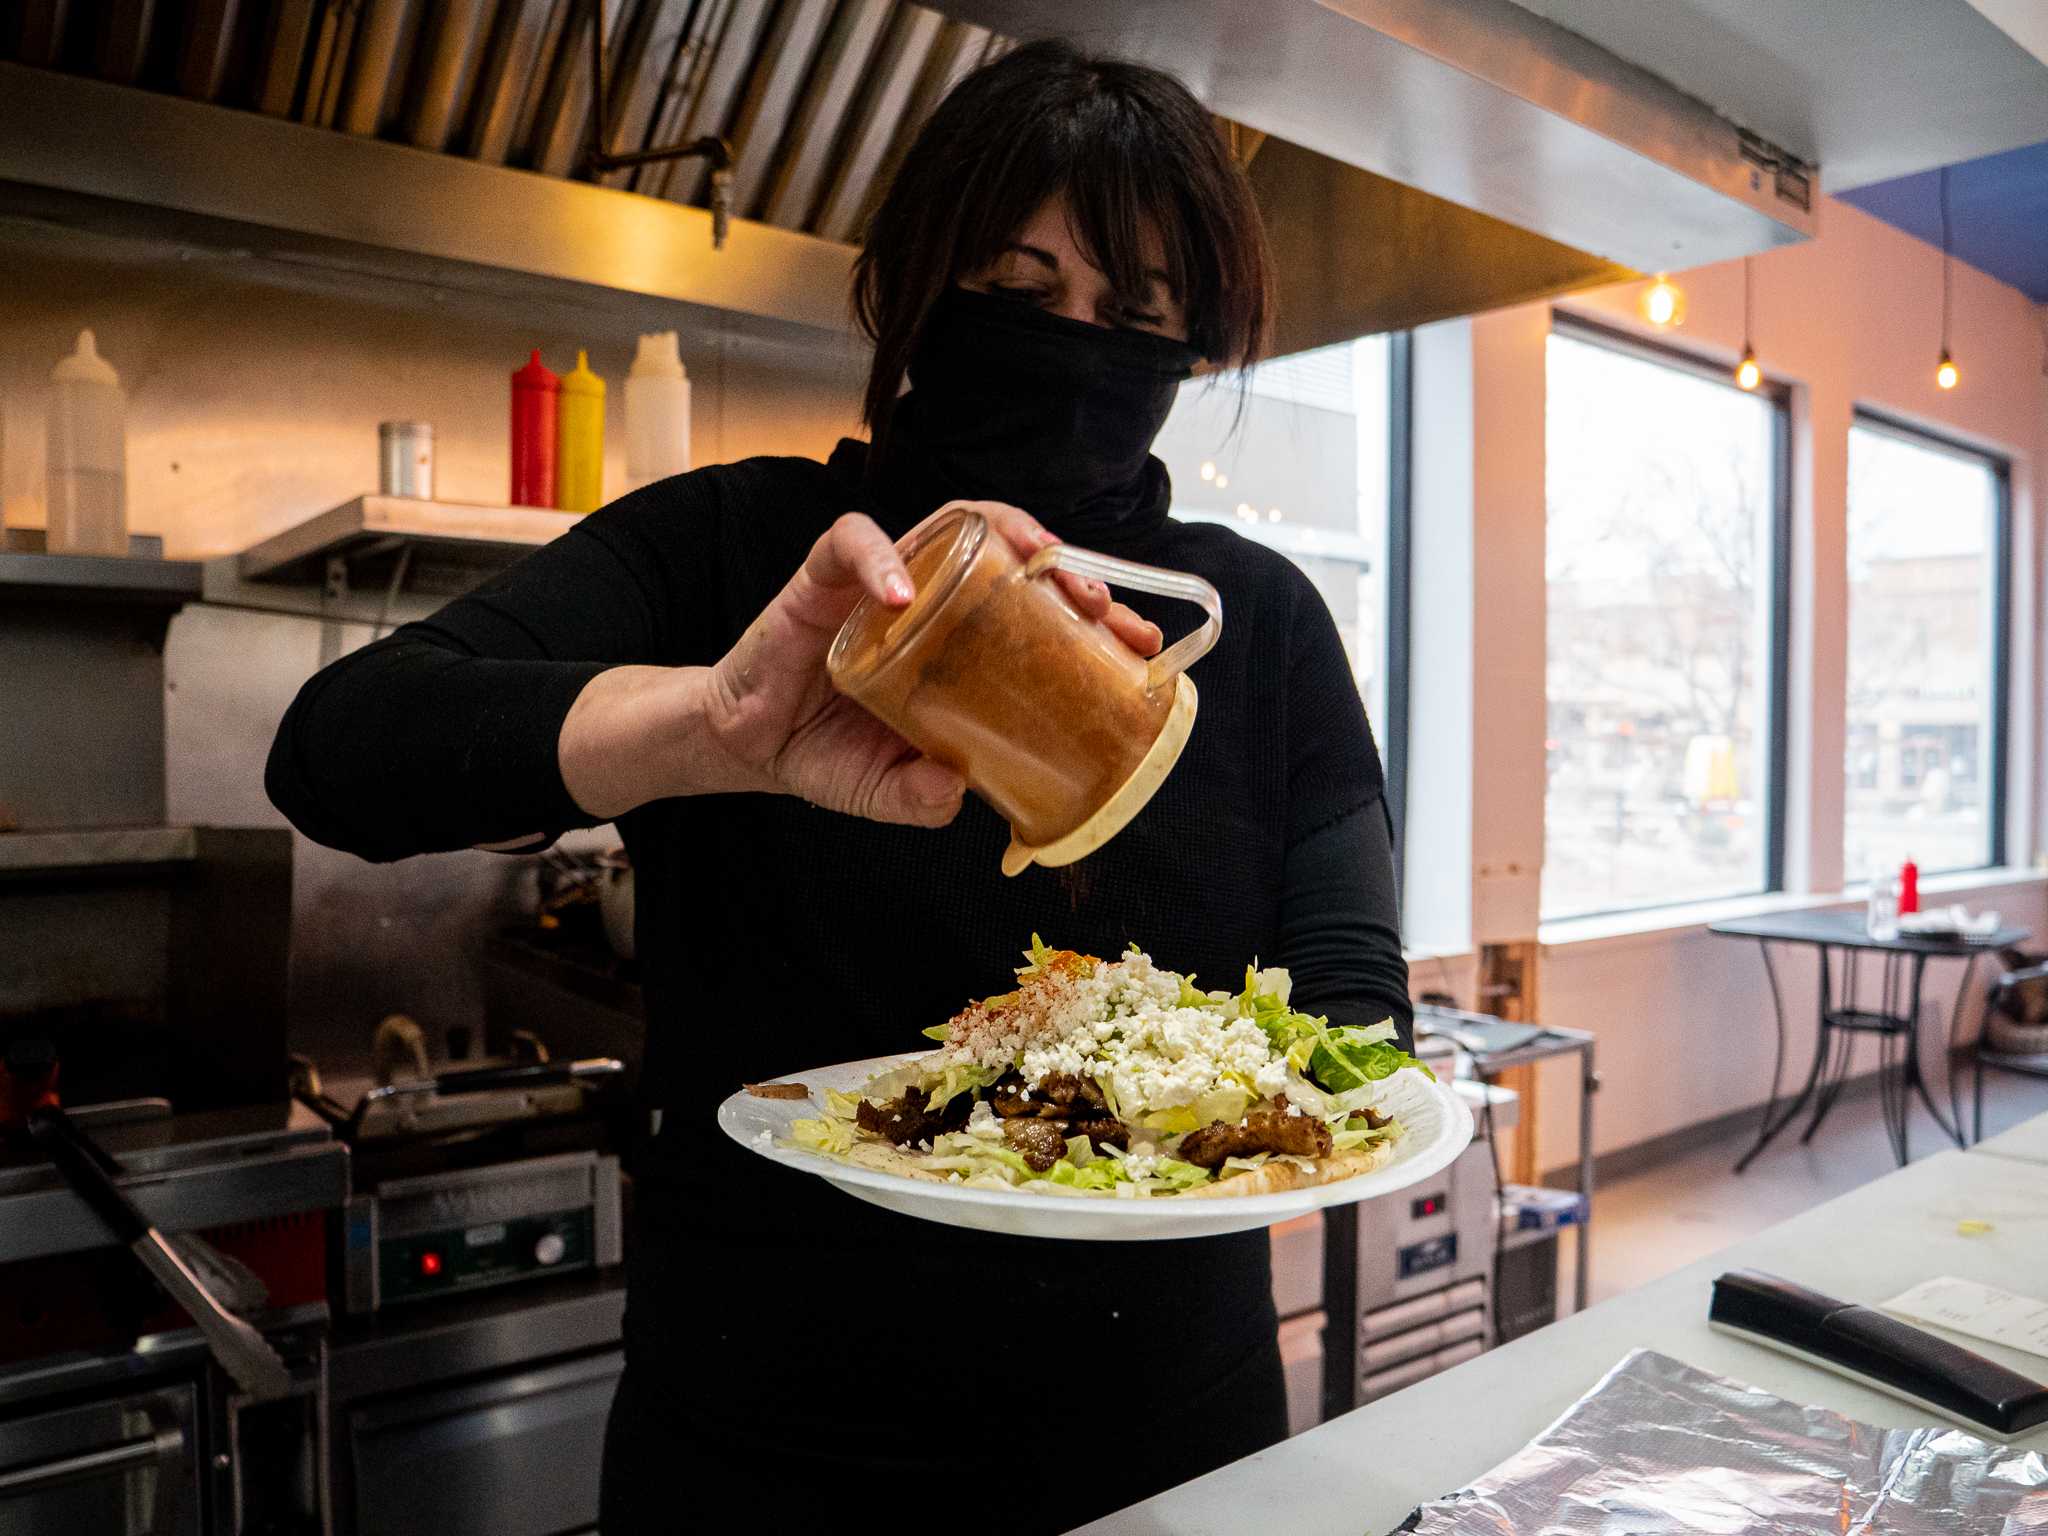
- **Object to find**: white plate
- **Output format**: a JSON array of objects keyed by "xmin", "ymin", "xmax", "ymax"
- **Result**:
[{"xmin": 717, "ymin": 1053, "xmax": 1475, "ymax": 1242}]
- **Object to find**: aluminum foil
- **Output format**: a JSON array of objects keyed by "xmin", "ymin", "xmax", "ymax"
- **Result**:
[{"xmin": 1407, "ymin": 1349, "xmax": 2048, "ymax": 1535}]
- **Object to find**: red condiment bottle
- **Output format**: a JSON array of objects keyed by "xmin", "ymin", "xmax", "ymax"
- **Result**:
[
  {"xmin": 510, "ymin": 350, "xmax": 559, "ymax": 507},
  {"xmin": 1898, "ymin": 856, "xmax": 1919, "ymax": 916}
]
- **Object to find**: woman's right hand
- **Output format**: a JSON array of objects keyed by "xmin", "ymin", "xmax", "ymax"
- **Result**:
[{"xmin": 557, "ymin": 507, "xmax": 1160, "ymax": 828}]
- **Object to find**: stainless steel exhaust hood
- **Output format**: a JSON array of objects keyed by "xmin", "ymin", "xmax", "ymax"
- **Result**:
[
  {"xmin": 0, "ymin": 0, "xmax": 1812, "ymax": 355},
  {"xmin": 922, "ymin": 0, "xmax": 1817, "ymax": 271}
]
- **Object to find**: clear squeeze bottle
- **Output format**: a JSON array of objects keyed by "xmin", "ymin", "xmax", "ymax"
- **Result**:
[{"xmin": 46, "ymin": 329, "xmax": 128, "ymax": 556}]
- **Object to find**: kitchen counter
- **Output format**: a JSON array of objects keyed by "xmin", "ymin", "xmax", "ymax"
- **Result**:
[{"xmin": 1079, "ymin": 1121, "xmax": 2048, "ymax": 1535}]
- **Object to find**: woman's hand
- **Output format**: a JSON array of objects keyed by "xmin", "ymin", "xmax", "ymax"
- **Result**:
[{"xmin": 557, "ymin": 504, "xmax": 1161, "ymax": 826}]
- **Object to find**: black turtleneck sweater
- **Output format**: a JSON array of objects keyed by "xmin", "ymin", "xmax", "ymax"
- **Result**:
[{"xmin": 267, "ymin": 433, "xmax": 1408, "ymax": 1527}]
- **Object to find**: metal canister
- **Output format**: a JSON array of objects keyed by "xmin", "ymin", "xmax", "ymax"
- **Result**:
[{"xmin": 378, "ymin": 421, "xmax": 434, "ymax": 499}]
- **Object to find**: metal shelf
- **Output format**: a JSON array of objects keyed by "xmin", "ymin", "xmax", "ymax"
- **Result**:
[
  {"xmin": 238, "ymin": 495, "xmax": 580, "ymax": 589},
  {"xmin": 0, "ymin": 548, "xmax": 203, "ymax": 607},
  {"xmin": 0, "ymin": 827, "xmax": 199, "ymax": 879}
]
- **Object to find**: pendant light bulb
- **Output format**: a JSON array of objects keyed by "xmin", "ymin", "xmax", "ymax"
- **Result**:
[
  {"xmin": 1934, "ymin": 168, "xmax": 1959, "ymax": 393},
  {"xmin": 1641, "ymin": 275, "xmax": 1684, "ymax": 329},
  {"xmin": 1733, "ymin": 256, "xmax": 1761, "ymax": 391}
]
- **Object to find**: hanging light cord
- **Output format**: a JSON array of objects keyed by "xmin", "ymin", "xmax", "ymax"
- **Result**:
[
  {"xmin": 1743, "ymin": 255, "xmax": 1754, "ymax": 352},
  {"xmin": 1940, "ymin": 167, "xmax": 1954, "ymax": 355}
]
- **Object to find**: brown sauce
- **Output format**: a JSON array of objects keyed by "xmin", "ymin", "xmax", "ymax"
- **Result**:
[{"xmin": 831, "ymin": 512, "xmax": 1173, "ymax": 847}]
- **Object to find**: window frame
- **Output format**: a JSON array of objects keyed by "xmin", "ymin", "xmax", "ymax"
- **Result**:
[
  {"xmin": 1845, "ymin": 406, "xmax": 2012, "ymax": 874},
  {"xmin": 1540, "ymin": 312, "xmax": 1794, "ymax": 920},
  {"xmin": 1385, "ymin": 331, "xmax": 1414, "ymax": 888}
]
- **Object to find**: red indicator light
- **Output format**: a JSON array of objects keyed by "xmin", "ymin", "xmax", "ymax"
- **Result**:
[{"xmin": 420, "ymin": 1251, "xmax": 443, "ymax": 1277}]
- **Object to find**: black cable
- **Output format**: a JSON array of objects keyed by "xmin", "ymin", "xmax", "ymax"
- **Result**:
[{"xmin": 1940, "ymin": 166, "xmax": 1954, "ymax": 356}]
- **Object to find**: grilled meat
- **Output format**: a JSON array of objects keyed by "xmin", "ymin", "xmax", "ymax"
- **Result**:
[
  {"xmin": 856, "ymin": 1084, "xmax": 971, "ymax": 1147},
  {"xmin": 1177, "ymin": 1098, "xmax": 1334, "ymax": 1169},
  {"xmin": 988, "ymin": 1070, "xmax": 1111, "ymax": 1121},
  {"xmin": 1003, "ymin": 1119, "xmax": 1069, "ymax": 1171}
]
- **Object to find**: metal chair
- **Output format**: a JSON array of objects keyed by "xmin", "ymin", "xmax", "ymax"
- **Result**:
[{"xmin": 1973, "ymin": 957, "xmax": 2048, "ymax": 1142}]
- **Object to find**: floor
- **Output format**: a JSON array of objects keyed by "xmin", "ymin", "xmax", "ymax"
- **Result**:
[{"xmin": 1559, "ymin": 1061, "xmax": 2048, "ymax": 1308}]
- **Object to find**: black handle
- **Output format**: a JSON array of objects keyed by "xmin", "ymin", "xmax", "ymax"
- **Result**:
[
  {"xmin": 25, "ymin": 1106, "xmax": 151, "ymax": 1246},
  {"xmin": 1711, "ymin": 1269, "xmax": 2048, "ymax": 1434}
]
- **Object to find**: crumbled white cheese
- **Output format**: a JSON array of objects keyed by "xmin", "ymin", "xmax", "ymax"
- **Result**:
[
  {"xmin": 1285, "ymin": 1103, "xmax": 1303, "ymax": 1118},
  {"xmin": 925, "ymin": 945, "xmax": 1299, "ymax": 1126},
  {"xmin": 965, "ymin": 1099, "xmax": 1003, "ymax": 1138}
]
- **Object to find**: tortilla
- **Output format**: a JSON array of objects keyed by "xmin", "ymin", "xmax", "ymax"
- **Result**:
[
  {"xmin": 1178, "ymin": 1141, "xmax": 1396, "ymax": 1198},
  {"xmin": 833, "ymin": 1132, "xmax": 1397, "ymax": 1198}
]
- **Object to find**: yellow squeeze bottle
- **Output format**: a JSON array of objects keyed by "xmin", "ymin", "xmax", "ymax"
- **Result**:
[{"xmin": 555, "ymin": 349, "xmax": 606, "ymax": 513}]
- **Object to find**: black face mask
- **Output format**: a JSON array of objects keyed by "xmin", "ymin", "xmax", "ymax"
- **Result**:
[{"xmin": 876, "ymin": 286, "xmax": 1200, "ymax": 547}]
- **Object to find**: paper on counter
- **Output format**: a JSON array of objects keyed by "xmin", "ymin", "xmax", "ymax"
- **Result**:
[{"xmin": 1884, "ymin": 1276, "xmax": 2048, "ymax": 1363}]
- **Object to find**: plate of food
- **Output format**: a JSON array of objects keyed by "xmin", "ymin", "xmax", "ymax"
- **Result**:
[{"xmin": 717, "ymin": 938, "xmax": 1473, "ymax": 1241}]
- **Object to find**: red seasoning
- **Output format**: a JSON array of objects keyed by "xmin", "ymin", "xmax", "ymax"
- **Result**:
[{"xmin": 510, "ymin": 350, "xmax": 559, "ymax": 507}]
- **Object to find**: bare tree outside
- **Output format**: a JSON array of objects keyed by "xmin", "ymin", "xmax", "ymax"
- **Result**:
[
  {"xmin": 1156, "ymin": 336, "xmax": 1393, "ymax": 729},
  {"xmin": 1844, "ymin": 424, "xmax": 1999, "ymax": 883},
  {"xmin": 1544, "ymin": 333, "xmax": 1777, "ymax": 919}
]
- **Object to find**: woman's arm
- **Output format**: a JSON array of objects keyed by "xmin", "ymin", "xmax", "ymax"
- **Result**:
[
  {"xmin": 1270, "ymin": 562, "xmax": 1413, "ymax": 1049},
  {"xmin": 268, "ymin": 477, "xmax": 1158, "ymax": 862},
  {"xmin": 1278, "ymin": 798, "xmax": 1413, "ymax": 1051}
]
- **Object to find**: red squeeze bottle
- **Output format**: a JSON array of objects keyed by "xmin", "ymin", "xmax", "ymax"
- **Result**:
[
  {"xmin": 1899, "ymin": 856, "xmax": 1919, "ymax": 916},
  {"xmin": 510, "ymin": 350, "xmax": 559, "ymax": 507}
]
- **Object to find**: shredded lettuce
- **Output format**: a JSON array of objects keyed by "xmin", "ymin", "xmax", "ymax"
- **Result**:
[
  {"xmin": 1332, "ymin": 1115, "xmax": 1404, "ymax": 1152},
  {"xmin": 923, "ymin": 1061, "xmax": 1001, "ymax": 1115},
  {"xmin": 790, "ymin": 1117, "xmax": 855, "ymax": 1156},
  {"xmin": 1140, "ymin": 1082, "xmax": 1249, "ymax": 1136}
]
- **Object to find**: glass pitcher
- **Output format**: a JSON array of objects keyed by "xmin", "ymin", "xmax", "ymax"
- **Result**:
[{"xmin": 828, "ymin": 505, "xmax": 1221, "ymax": 875}]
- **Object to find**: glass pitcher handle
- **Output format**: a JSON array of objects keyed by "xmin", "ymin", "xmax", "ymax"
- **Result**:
[{"xmin": 1023, "ymin": 544, "xmax": 1223, "ymax": 694}]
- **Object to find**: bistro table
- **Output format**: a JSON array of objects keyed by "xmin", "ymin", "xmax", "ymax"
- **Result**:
[
  {"xmin": 1710, "ymin": 909, "xmax": 2030, "ymax": 1169},
  {"xmin": 1078, "ymin": 1137, "xmax": 2048, "ymax": 1536}
]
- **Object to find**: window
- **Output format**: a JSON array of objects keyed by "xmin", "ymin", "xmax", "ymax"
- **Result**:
[
  {"xmin": 1843, "ymin": 417, "xmax": 2007, "ymax": 882},
  {"xmin": 1542, "ymin": 324, "xmax": 1787, "ymax": 920},
  {"xmin": 1154, "ymin": 333, "xmax": 1400, "ymax": 754}
]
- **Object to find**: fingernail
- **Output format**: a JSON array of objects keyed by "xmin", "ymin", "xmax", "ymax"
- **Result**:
[
  {"xmin": 1092, "ymin": 580, "xmax": 1109, "ymax": 598},
  {"xmin": 1032, "ymin": 527, "xmax": 1058, "ymax": 547},
  {"xmin": 885, "ymin": 574, "xmax": 913, "ymax": 604}
]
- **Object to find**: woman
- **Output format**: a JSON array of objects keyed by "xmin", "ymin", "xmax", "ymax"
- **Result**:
[{"xmin": 268, "ymin": 40, "xmax": 1409, "ymax": 1531}]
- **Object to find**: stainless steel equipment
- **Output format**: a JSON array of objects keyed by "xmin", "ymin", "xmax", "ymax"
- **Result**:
[
  {"xmin": 328, "ymin": 1273, "xmax": 625, "ymax": 1536},
  {"xmin": 293, "ymin": 1034, "xmax": 626, "ymax": 1316},
  {"xmin": 1354, "ymin": 1129, "xmax": 1502, "ymax": 1403},
  {"xmin": 0, "ymin": 1101, "xmax": 346, "ymax": 1534},
  {"xmin": 24, "ymin": 1104, "xmax": 292, "ymax": 1401},
  {"xmin": 342, "ymin": 1150, "xmax": 621, "ymax": 1315}
]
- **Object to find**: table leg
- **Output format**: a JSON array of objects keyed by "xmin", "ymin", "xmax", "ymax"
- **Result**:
[
  {"xmin": 1878, "ymin": 989, "xmax": 1908, "ymax": 1166},
  {"xmin": 1802, "ymin": 948, "xmax": 1854, "ymax": 1143},
  {"xmin": 1574, "ymin": 1040, "xmax": 1593, "ymax": 1314},
  {"xmin": 1974, "ymin": 1048, "xmax": 1987, "ymax": 1143},
  {"xmin": 1735, "ymin": 941, "xmax": 1823, "ymax": 1174},
  {"xmin": 1904, "ymin": 952, "xmax": 1968, "ymax": 1149}
]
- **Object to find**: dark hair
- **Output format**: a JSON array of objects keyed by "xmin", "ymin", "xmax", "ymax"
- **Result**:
[{"xmin": 852, "ymin": 39, "xmax": 1273, "ymax": 441}]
